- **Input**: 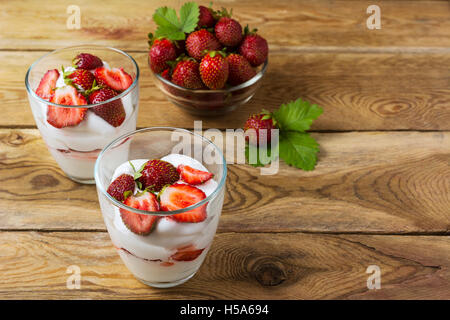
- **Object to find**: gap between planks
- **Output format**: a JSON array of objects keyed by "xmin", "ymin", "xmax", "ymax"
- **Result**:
[
  {"xmin": 1, "ymin": 46, "xmax": 450, "ymax": 54},
  {"xmin": 1, "ymin": 125, "xmax": 450, "ymax": 134},
  {"xmin": 0, "ymin": 229, "xmax": 448, "ymax": 236}
]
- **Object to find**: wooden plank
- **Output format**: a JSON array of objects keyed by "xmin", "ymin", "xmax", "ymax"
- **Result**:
[
  {"xmin": 5, "ymin": 51, "xmax": 450, "ymax": 130},
  {"xmin": 1, "ymin": 129, "xmax": 449, "ymax": 233},
  {"xmin": 0, "ymin": 231, "xmax": 448, "ymax": 299},
  {"xmin": 1, "ymin": 0, "xmax": 449, "ymax": 51}
]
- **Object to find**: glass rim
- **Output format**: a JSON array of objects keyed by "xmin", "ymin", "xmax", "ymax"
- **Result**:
[
  {"xmin": 94, "ymin": 127, "xmax": 227, "ymax": 216},
  {"xmin": 24, "ymin": 44, "xmax": 140, "ymax": 109},
  {"xmin": 151, "ymin": 58, "xmax": 268, "ymax": 93}
]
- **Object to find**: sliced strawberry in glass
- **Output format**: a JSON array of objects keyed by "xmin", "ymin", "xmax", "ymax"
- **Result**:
[
  {"xmin": 47, "ymin": 86, "xmax": 87, "ymax": 128},
  {"xmin": 94, "ymin": 67, "xmax": 133, "ymax": 92},
  {"xmin": 119, "ymin": 191, "xmax": 160, "ymax": 235},
  {"xmin": 160, "ymin": 183, "xmax": 207, "ymax": 223}
]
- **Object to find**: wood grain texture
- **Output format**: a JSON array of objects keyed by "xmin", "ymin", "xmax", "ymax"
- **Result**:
[
  {"xmin": 6, "ymin": 51, "xmax": 450, "ymax": 130},
  {"xmin": 1, "ymin": 0, "xmax": 449, "ymax": 50},
  {"xmin": 1, "ymin": 129, "xmax": 449, "ymax": 233},
  {"xmin": 0, "ymin": 231, "xmax": 448, "ymax": 299}
]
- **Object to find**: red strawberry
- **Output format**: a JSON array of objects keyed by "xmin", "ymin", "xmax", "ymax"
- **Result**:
[
  {"xmin": 186, "ymin": 29, "xmax": 222, "ymax": 61},
  {"xmin": 160, "ymin": 68, "xmax": 172, "ymax": 81},
  {"xmin": 47, "ymin": 86, "xmax": 87, "ymax": 128},
  {"xmin": 170, "ymin": 245, "xmax": 205, "ymax": 261},
  {"xmin": 199, "ymin": 51, "xmax": 229, "ymax": 90},
  {"xmin": 239, "ymin": 34, "xmax": 269, "ymax": 67},
  {"xmin": 94, "ymin": 67, "xmax": 133, "ymax": 92},
  {"xmin": 107, "ymin": 174, "xmax": 135, "ymax": 202},
  {"xmin": 35, "ymin": 69, "xmax": 59, "ymax": 100},
  {"xmin": 66, "ymin": 68, "xmax": 95, "ymax": 91},
  {"xmin": 226, "ymin": 53, "xmax": 256, "ymax": 86},
  {"xmin": 174, "ymin": 40, "xmax": 186, "ymax": 56},
  {"xmin": 137, "ymin": 159, "xmax": 179, "ymax": 192},
  {"xmin": 244, "ymin": 113, "xmax": 276, "ymax": 145},
  {"xmin": 120, "ymin": 192, "xmax": 160, "ymax": 235},
  {"xmin": 198, "ymin": 5, "xmax": 215, "ymax": 28},
  {"xmin": 177, "ymin": 164, "xmax": 213, "ymax": 185},
  {"xmin": 160, "ymin": 183, "xmax": 207, "ymax": 223},
  {"xmin": 88, "ymin": 87, "xmax": 126, "ymax": 127},
  {"xmin": 73, "ymin": 53, "xmax": 103, "ymax": 70},
  {"xmin": 215, "ymin": 17, "xmax": 243, "ymax": 47},
  {"xmin": 171, "ymin": 59, "xmax": 203, "ymax": 89},
  {"xmin": 149, "ymin": 38, "xmax": 177, "ymax": 74}
]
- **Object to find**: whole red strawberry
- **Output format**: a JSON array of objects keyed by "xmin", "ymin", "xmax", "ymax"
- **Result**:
[
  {"xmin": 199, "ymin": 51, "xmax": 229, "ymax": 90},
  {"xmin": 174, "ymin": 40, "xmax": 186, "ymax": 56},
  {"xmin": 244, "ymin": 113, "xmax": 276, "ymax": 145},
  {"xmin": 138, "ymin": 159, "xmax": 180, "ymax": 192},
  {"xmin": 239, "ymin": 34, "xmax": 268, "ymax": 67},
  {"xmin": 107, "ymin": 174, "xmax": 135, "ymax": 202},
  {"xmin": 88, "ymin": 87, "xmax": 126, "ymax": 127},
  {"xmin": 66, "ymin": 68, "xmax": 95, "ymax": 91},
  {"xmin": 198, "ymin": 5, "xmax": 215, "ymax": 28},
  {"xmin": 171, "ymin": 59, "xmax": 203, "ymax": 89},
  {"xmin": 215, "ymin": 17, "xmax": 243, "ymax": 47},
  {"xmin": 73, "ymin": 53, "xmax": 103, "ymax": 70},
  {"xmin": 186, "ymin": 29, "xmax": 222, "ymax": 61},
  {"xmin": 149, "ymin": 38, "xmax": 177, "ymax": 73},
  {"xmin": 226, "ymin": 54, "xmax": 256, "ymax": 86}
]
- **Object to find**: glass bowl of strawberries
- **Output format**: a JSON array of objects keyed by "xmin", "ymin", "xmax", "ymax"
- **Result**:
[
  {"xmin": 25, "ymin": 45, "xmax": 139, "ymax": 184},
  {"xmin": 148, "ymin": 3, "xmax": 269, "ymax": 116}
]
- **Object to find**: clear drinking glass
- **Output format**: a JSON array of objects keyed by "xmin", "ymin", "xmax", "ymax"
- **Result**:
[
  {"xmin": 94, "ymin": 127, "xmax": 227, "ymax": 288},
  {"xmin": 25, "ymin": 45, "xmax": 140, "ymax": 184}
]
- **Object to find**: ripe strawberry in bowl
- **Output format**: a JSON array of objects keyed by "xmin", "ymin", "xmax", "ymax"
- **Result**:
[
  {"xmin": 147, "ymin": 2, "xmax": 268, "ymax": 115},
  {"xmin": 25, "ymin": 45, "xmax": 139, "ymax": 184}
]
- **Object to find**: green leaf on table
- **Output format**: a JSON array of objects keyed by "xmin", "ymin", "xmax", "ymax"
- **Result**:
[
  {"xmin": 272, "ymin": 98, "xmax": 323, "ymax": 132},
  {"xmin": 245, "ymin": 143, "xmax": 274, "ymax": 167},
  {"xmin": 153, "ymin": 2, "xmax": 199, "ymax": 41},
  {"xmin": 279, "ymin": 131, "xmax": 319, "ymax": 171}
]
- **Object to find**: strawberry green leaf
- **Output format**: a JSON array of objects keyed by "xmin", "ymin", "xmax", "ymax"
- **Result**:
[
  {"xmin": 153, "ymin": 2, "xmax": 199, "ymax": 41},
  {"xmin": 123, "ymin": 190, "xmax": 133, "ymax": 199},
  {"xmin": 128, "ymin": 161, "xmax": 137, "ymax": 172},
  {"xmin": 279, "ymin": 131, "xmax": 319, "ymax": 171},
  {"xmin": 179, "ymin": 2, "xmax": 200, "ymax": 31},
  {"xmin": 272, "ymin": 98, "xmax": 323, "ymax": 132}
]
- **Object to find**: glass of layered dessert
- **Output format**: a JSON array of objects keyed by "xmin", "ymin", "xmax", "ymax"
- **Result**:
[
  {"xmin": 94, "ymin": 127, "xmax": 227, "ymax": 288},
  {"xmin": 25, "ymin": 45, "xmax": 139, "ymax": 184}
]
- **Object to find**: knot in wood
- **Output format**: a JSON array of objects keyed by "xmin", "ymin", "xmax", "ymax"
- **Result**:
[{"xmin": 252, "ymin": 259, "xmax": 287, "ymax": 286}]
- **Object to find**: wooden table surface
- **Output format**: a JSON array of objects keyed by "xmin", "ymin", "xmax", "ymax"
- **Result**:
[{"xmin": 1, "ymin": 0, "xmax": 449, "ymax": 299}]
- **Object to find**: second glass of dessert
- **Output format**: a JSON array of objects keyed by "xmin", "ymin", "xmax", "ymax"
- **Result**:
[
  {"xmin": 94, "ymin": 127, "xmax": 227, "ymax": 288},
  {"xmin": 25, "ymin": 45, "xmax": 139, "ymax": 184}
]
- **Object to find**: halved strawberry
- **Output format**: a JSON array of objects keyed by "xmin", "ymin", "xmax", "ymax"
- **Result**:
[
  {"xmin": 160, "ymin": 183, "xmax": 207, "ymax": 223},
  {"xmin": 94, "ymin": 67, "xmax": 133, "ymax": 92},
  {"xmin": 177, "ymin": 164, "xmax": 213, "ymax": 185},
  {"xmin": 47, "ymin": 86, "xmax": 87, "ymax": 128},
  {"xmin": 120, "ymin": 191, "xmax": 160, "ymax": 235},
  {"xmin": 35, "ymin": 69, "xmax": 59, "ymax": 100},
  {"xmin": 170, "ymin": 245, "xmax": 205, "ymax": 262}
]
